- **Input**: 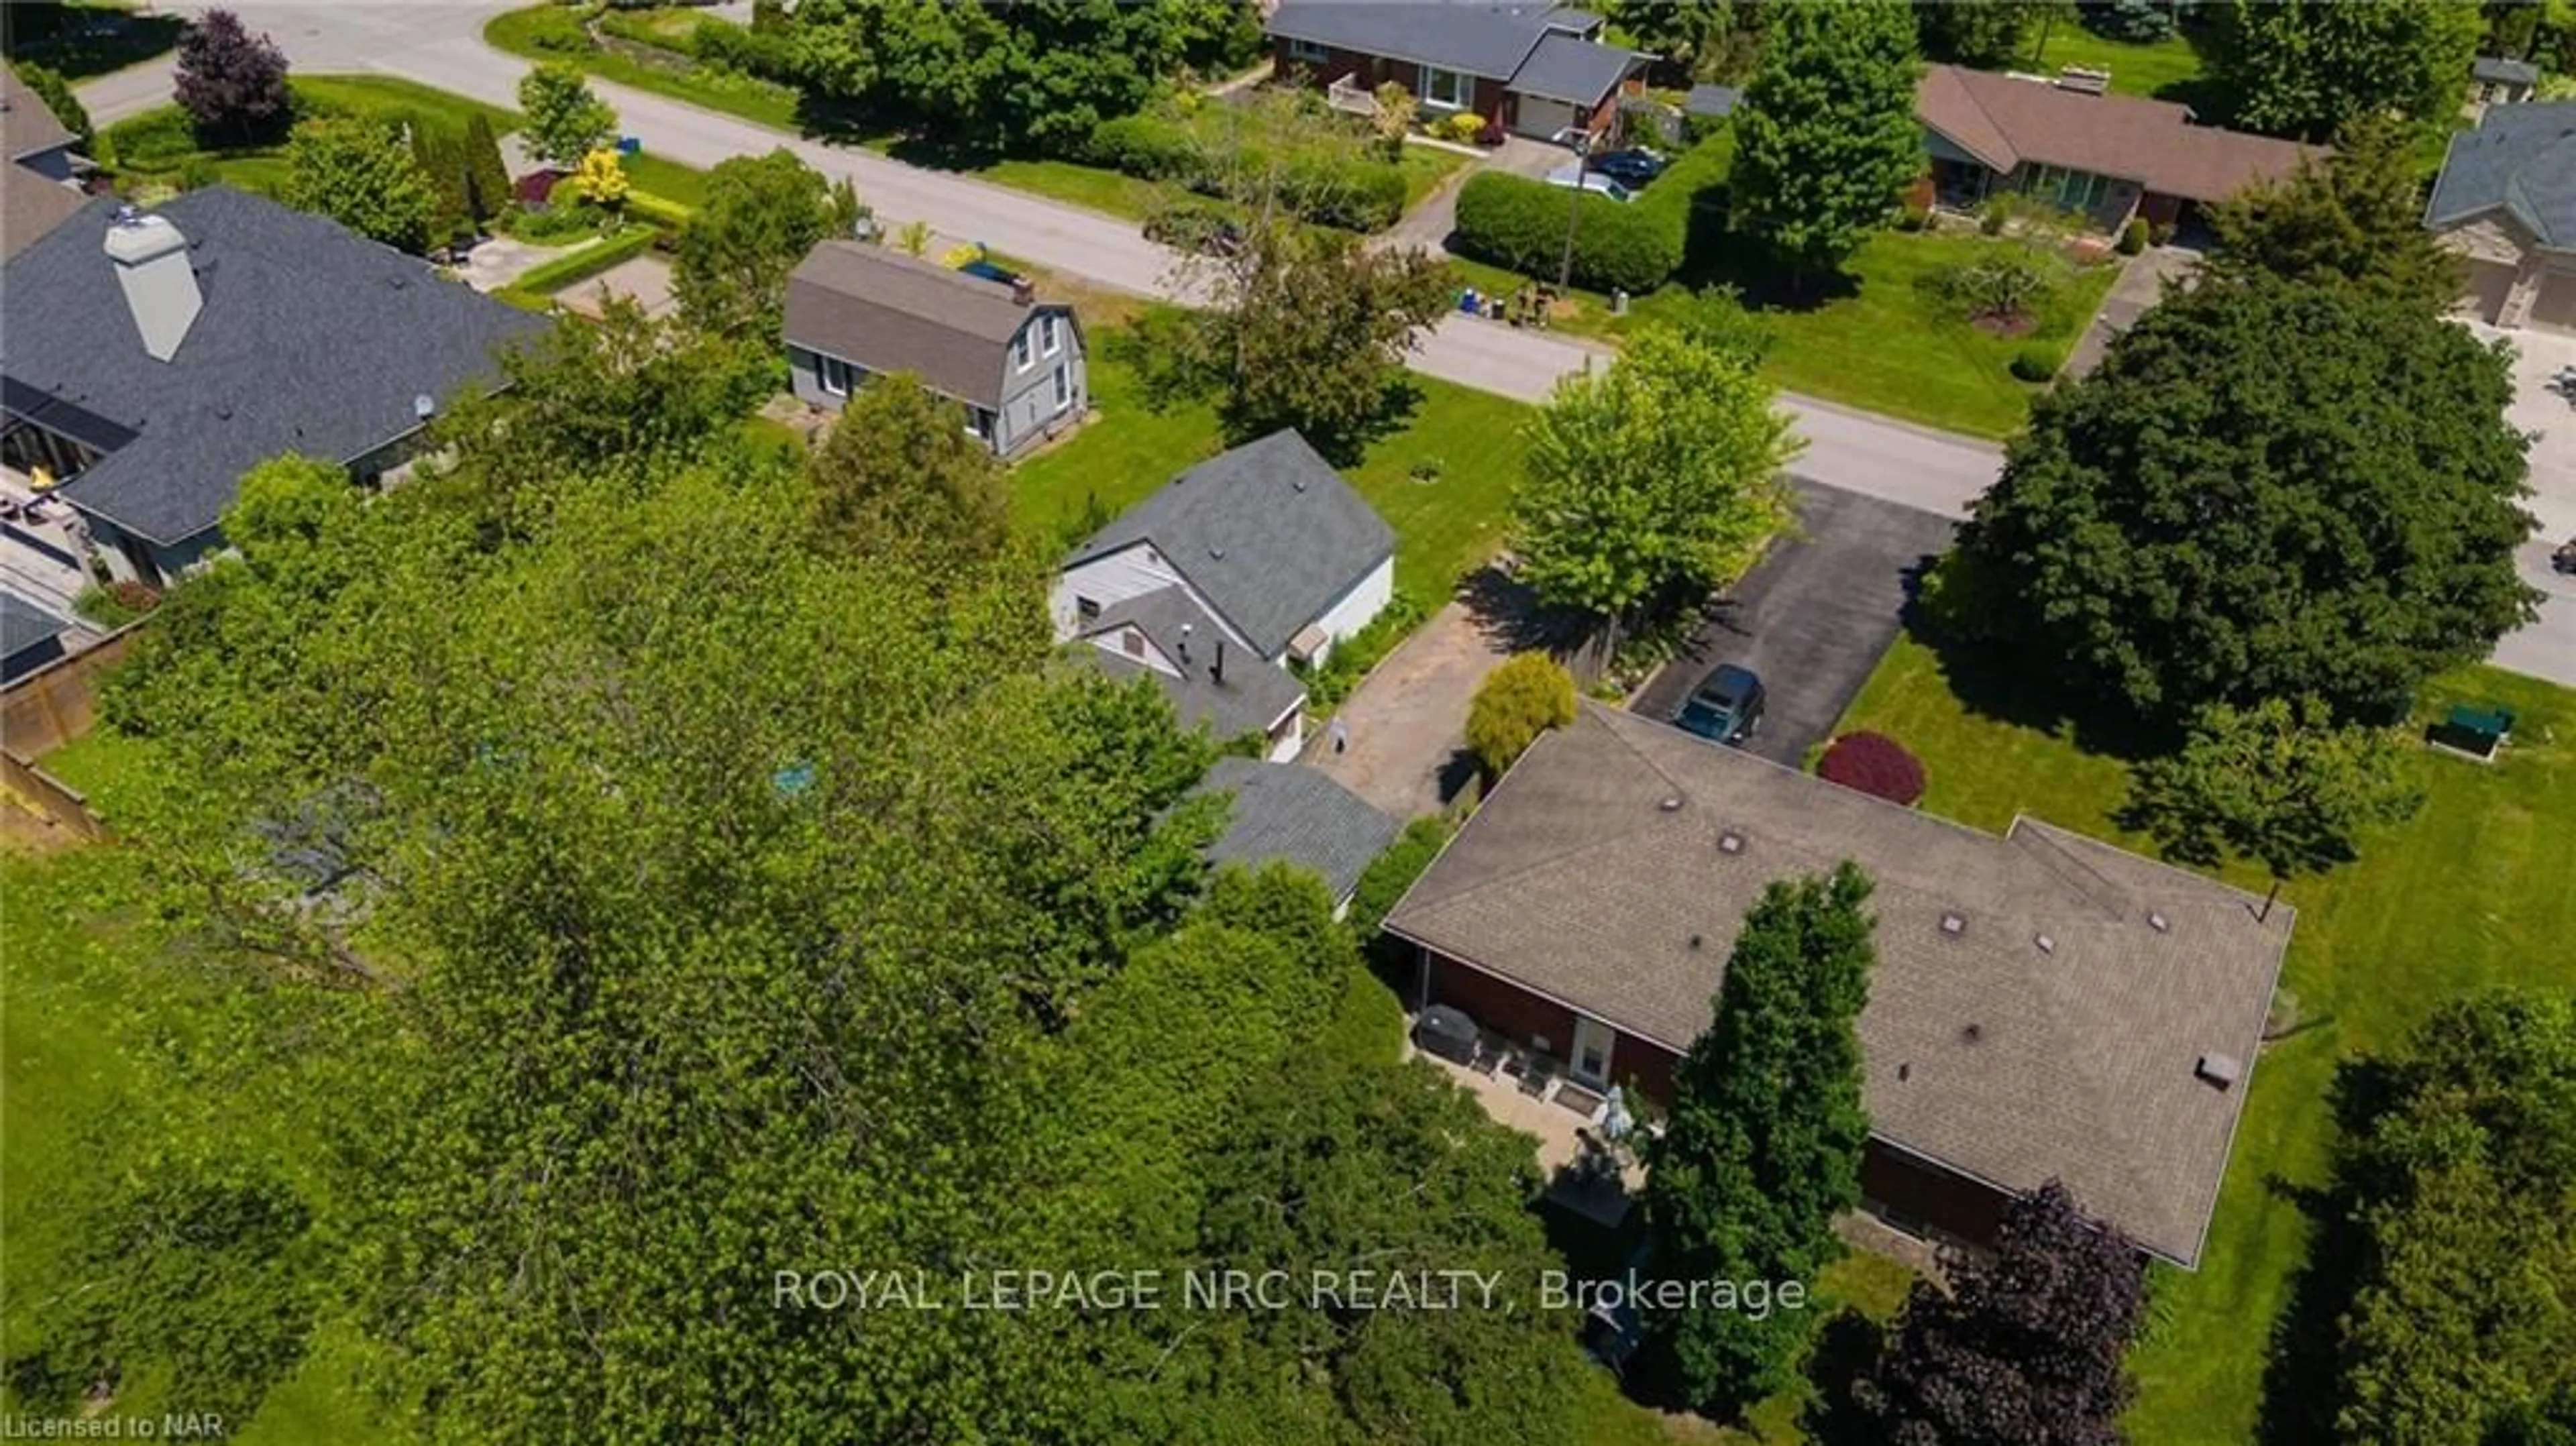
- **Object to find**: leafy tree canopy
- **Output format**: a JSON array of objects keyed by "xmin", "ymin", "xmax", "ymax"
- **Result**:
[
  {"xmin": 1917, "ymin": 0, "xmax": 2051, "ymax": 70},
  {"xmin": 2211, "ymin": 0, "xmax": 2483, "ymax": 140},
  {"xmin": 1510, "ymin": 323, "xmax": 1799, "ymax": 629},
  {"xmin": 517, "ymin": 61, "xmax": 617, "ymax": 168},
  {"xmin": 1728, "ymin": 0, "xmax": 1923, "ymax": 279},
  {"xmin": 1959, "ymin": 275, "xmax": 2538, "ymax": 729},
  {"xmin": 807, "ymin": 371, "xmax": 1013, "ymax": 572},
  {"xmin": 279, "ymin": 116, "xmax": 437, "ymax": 254},
  {"xmin": 788, "ymin": 0, "xmax": 1189, "ymax": 152},
  {"xmin": 1833, "ymin": 1180, "xmax": 2148, "ymax": 1446},
  {"xmin": 674, "ymin": 148, "xmax": 863, "ymax": 339},
  {"xmin": 173, "ymin": 7, "xmax": 289, "ymax": 144}
]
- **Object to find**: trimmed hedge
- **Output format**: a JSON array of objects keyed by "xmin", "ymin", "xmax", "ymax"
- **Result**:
[
  {"xmin": 1452, "ymin": 172, "xmax": 1682, "ymax": 294},
  {"xmin": 501, "ymin": 224, "xmax": 659, "ymax": 305},
  {"xmin": 1082, "ymin": 112, "xmax": 1407, "ymax": 231},
  {"xmin": 1817, "ymin": 732, "xmax": 1927, "ymax": 806}
]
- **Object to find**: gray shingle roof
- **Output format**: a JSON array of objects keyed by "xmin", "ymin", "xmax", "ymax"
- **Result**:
[
  {"xmin": 1684, "ymin": 83, "xmax": 1740, "ymax": 119},
  {"xmin": 2427, "ymin": 100, "xmax": 2576, "ymax": 246},
  {"xmin": 1384, "ymin": 704, "xmax": 2292, "ymax": 1268},
  {"xmin": 1076, "ymin": 586, "xmax": 1306, "ymax": 742},
  {"xmin": 1067, "ymin": 430, "xmax": 1394, "ymax": 659},
  {"xmin": 1197, "ymin": 757, "xmax": 1399, "ymax": 903},
  {"xmin": 784, "ymin": 241, "xmax": 1065, "ymax": 410},
  {"xmin": 1509, "ymin": 32, "xmax": 1637, "ymax": 105},
  {"xmin": 0, "ymin": 588, "xmax": 68, "ymax": 660},
  {"xmin": 2475, "ymin": 55, "xmax": 2541, "ymax": 87},
  {"xmin": 1267, "ymin": 1, "xmax": 1589, "ymax": 80},
  {"xmin": 1, "ymin": 188, "xmax": 541, "ymax": 545}
]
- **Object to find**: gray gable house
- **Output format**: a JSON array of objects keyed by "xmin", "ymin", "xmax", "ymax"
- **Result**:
[
  {"xmin": 2428, "ymin": 100, "xmax": 2576, "ymax": 331},
  {"xmin": 782, "ymin": 241, "xmax": 1085, "ymax": 459},
  {"xmin": 1194, "ymin": 757, "xmax": 1399, "ymax": 913},
  {"xmin": 1266, "ymin": 1, "xmax": 1644, "ymax": 144},
  {"xmin": 1054, "ymin": 430, "xmax": 1395, "ymax": 762},
  {"xmin": 1383, "ymin": 703, "xmax": 2293, "ymax": 1268},
  {"xmin": 0, "ymin": 187, "xmax": 541, "ymax": 586}
]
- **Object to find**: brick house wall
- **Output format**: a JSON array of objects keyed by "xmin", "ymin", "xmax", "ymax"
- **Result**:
[{"xmin": 1271, "ymin": 38, "xmax": 1512, "ymax": 129}]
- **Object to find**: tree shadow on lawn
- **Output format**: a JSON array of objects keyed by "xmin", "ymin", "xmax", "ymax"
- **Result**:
[
  {"xmin": 2250, "ymin": 1054, "xmax": 2392, "ymax": 1446},
  {"xmin": 1670, "ymin": 220, "xmax": 1866, "ymax": 316},
  {"xmin": 1, "ymin": 7, "xmax": 185, "ymax": 82},
  {"xmin": 1456, "ymin": 562, "xmax": 1590, "ymax": 659},
  {"xmin": 1898, "ymin": 586, "xmax": 2171, "ymax": 765}
]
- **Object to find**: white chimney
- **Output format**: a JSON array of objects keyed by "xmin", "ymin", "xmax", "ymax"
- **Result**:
[{"xmin": 104, "ymin": 211, "xmax": 203, "ymax": 363}]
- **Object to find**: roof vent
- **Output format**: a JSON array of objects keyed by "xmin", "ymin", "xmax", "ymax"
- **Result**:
[
  {"xmin": 1687, "ymin": 933, "xmax": 1703, "ymax": 950},
  {"xmin": 2034, "ymin": 932, "xmax": 2056, "ymax": 955},
  {"xmin": 1961, "ymin": 1022, "xmax": 1984, "ymax": 1045},
  {"xmin": 2056, "ymin": 66, "xmax": 2112, "ymax": 95},
  {"xmin": 1658, "ymin": 795, "xmax": 1683, "ymax": 813},
  {"xmin": 2196, "ymin": 1052, "xmax": 2242, "ymax": 1090},
  {"xmin": 1717, "ymin": 829, "xmax": 1744, "ymax": 854},
  {"xmin": 415, "ymin": 393, "xmax": 437, "ymax": 422},
  {"xmin": 2147, "ymin": 910, "xmax": 2170, "ymax": 933},
  {"xmin": 1897, "ymin": 1061, "xmax": 1911, "ymax": 1082},
  {"xmin": 1939, "ymin": 911, "xmax": 1966, "ymax": 938},
  {"xmin": 1209, "ymin": 545, "xmax": 1225, "ymax": 560}
]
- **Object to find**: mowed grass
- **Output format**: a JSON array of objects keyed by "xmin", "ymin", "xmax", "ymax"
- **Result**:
[
  {"xmin": 2029, "ymin": 25, "xmax": 2211, "ymax": 102},
  {"xmin": 1013, "ymin": 319, "xmax": 1532, "ymax": 591},
  {"xmin": 484, "ymin": 3, "xmax": 811, "ymax": 135},
  {"xmin": 1831, "ymin": 636, "xmax": 2576, "ymax": 1443},
  {"xmin": 1451, "ymin": 225, "xmax": 2118, "ymax": 441}
]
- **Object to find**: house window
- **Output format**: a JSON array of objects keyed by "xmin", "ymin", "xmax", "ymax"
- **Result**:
[
  {"xmin": 1076, "ymin": 596, "xmax": 1102, "ymax": 622},
  {"xmin": 965, "ymin": 404, "xmax": 995, "ymax": 443},
  {"xmin": 1419, "ymin": 64, "xmax": 1470, "ymax": 109},
  {"xmin": 1041, "ymin": 313, "xmax": 1061, "ymax": 357},
  {"xmin": 1052, "ymin": 364, "xmax": 1071, "ymax": 414},
  {"xmin": 2027, "ymin": 164, "xmax": 2105, "ymax": 214},
  {"xmin": 1014, "ymin": 327, "xmax": 1033, "ymax": 372},
  {"xmin": 818, "ymin": 354, "xmax": 852, "ymax": 396},
  {"xmin": 1285, "ymin": 36, "xmax": 1328, "ymax": 65},
  {"xmin": 1121, "ymin": 628, "xmax": 1145, "ymax": 657}
]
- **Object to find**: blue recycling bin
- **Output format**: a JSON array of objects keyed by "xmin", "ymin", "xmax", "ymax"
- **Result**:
[
  {"xmin": 616, "ymin": 135, "xmax": 641, "ymax": 157},
  {"xmin": 1458, "ymin": 287, "xmax": 1480, "ymax": 315}
]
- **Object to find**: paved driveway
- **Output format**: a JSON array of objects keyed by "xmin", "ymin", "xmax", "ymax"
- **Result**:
[
  {"xmin": 2061, "ymin": 244, "xmax": 2195, "ymax": 380},
  {"xmin": 2465, "ymin": 321, "xmax": 2576, "ymax": 685},
  {"xmin": 1631, "ymin": 483, "xmax": 1959, "ymax": 767}
]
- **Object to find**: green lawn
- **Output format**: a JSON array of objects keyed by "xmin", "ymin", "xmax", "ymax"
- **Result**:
[
  {"xmin": 1014, "ymin": 319, "xmax": 1532, "ymax": 591},
  {"xmin": 2029, "ymin": 24, "xmax": 2212, "ymax": 103},
  {"xmin": 1830, "ymin": 637, "xmax": 2576, "ymax": 1443},
  {"xmin": 975, "ymin": 157, "xmax": 1174, "ymax": 223},
  {"xmin": 485, "ymin": 3, "xmax": 814, "ymax": 135},
  {"xmin": 1451, "ymin": 226, "xmax": 2118, "ymax": 441},
  {"xmin": 293, "ymin": 73, "xmax": 518, "ymax": 134}
]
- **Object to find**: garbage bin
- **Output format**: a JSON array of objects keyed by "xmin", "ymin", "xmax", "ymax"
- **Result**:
[
  {"xmin": 1611, "ymin": 288, "xmax": 1629, "ymax": 315},
  {"xmin": 616, "ymin": 135, "xmax": 641, "ymax": 157},
  {"xmin": 1413, "ymin": 1005, "xmax": 1479, "ymax": 1064},
  {"xmin": 1458, "ymin": 286, "xmax": 1480, "ymax": 315}
]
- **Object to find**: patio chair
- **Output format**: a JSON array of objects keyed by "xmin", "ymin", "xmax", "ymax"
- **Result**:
[
  {"xmin": 1469, "ymin": 1032, "xmax": 1507, "ymax": 1077},
  {"xmin": 1519, "ymin": 1052, "xmax": 1558, "ymax": 1099}
]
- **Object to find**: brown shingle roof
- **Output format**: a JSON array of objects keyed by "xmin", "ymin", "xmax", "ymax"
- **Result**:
[
  {"xmin": 1, "ymin": 162, "xmax": 90, "ymax": 259},
  {"xmin": 1, "ymin": 64, "xmax": 76, "ymax": 162},
  {"xmin": 1916, "ymin": 63, "xmax": 2315, "ymax": 205},
  {"xmin": 1383, "ymin": 704, "xmax": 2292, "ymax": 1267},
  {"xmin": 783, "ymin": 241, "xmax": 1061, "ymax": 409}
]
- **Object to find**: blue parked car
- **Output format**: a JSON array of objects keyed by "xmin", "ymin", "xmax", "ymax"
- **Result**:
[
  {"xmin": 1544, "ymin": 164, "xmax": 1635, "ymax": 203},
  {"xmin": 1587, "ymin": 148, "xmax": 1668, "ymax": 188},
  {"xmin": 1674, "ymin": 663, "xmax": 1766, "ymax": 746}
]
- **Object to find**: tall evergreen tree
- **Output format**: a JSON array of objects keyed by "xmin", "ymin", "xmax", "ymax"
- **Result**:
[
  {"xmin": 1833, "ymin": 1181, "xmax": 2149, "ymax": 1446},
  {"xmin": 1642, "ymin": 863, "xmax": 1878, "ymax": 1419},
  {"xmin": 461, "ymin": 113, "xmax": 513, "ymax": 224},
  {"xmin": 2206, "ymin": 112, "xmax": 2463, "ymax": 309},
  {"xmin": 1728, "ymin": 0, "xmax": 1923, "ymax": 282},
  {"xmin": 407, "ymin": 123, "xmax": 471, "ymax": 247}
]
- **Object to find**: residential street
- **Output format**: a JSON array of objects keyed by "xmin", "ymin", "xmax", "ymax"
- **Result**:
[{"xmin": 73, "ymin": 4, "xmax": 2571, "ymax": 685}]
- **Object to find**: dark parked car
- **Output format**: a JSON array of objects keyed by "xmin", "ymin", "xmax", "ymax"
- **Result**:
[
  {"xmin": 1674, "ymin": 663, "xmax": 1765, "ymax": 746},
  {"xmin": 1587, "ymin": 148, "xmax": 1668, "ymax": 188}
]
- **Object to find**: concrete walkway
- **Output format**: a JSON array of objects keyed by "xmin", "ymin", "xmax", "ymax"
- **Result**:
[{"xmin": 2061, "ymin": 244, "xmax": 2195, "ymax": 380}]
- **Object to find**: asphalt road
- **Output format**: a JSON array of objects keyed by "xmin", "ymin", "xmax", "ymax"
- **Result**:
[{"xmin": 1631, "ymin": 483, "xmax": 1960, "ymax": 767}]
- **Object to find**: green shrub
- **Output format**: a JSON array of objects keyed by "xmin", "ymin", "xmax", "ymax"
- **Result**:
[
  {"xmin": 1452, "ymin": 171, "xmax": 1683, "ymax": 294},
  {"xmin": 1295, "ymin": 590, "xmax": 1428, "ymax": 708},
  {"xmin": 2009, "ymin": 343, "xmax": 2057, "ymax": 382},
  {"xmin": 2118, "ymin": 217, "xmax": 2148, "ymax": 255},
  {"xmin": 514, "ymin": 225, "xmax": 657, "ymax": 294},
  {"xmin": 1346, "ymin": 815, "xmax": 1455, "ymax": 943},
  {"xmin": 1280, "ymin": 154, "xmax": 1406, "ymax": 230},
  {"xmin": 103, "ymin": 105, "xmax": 202, "ymax": 170},
  {"xmin": 74, "ymin": 579, "xmax": 162, "ymax": 630},
  {"xmin": 1085, "ymin": 113, "xmax": 1200, "ymax": 180},
  {"xmin": 508, "ymin": 200, "xmax": 608, "ymax": 242},
  {"xmin": 1438, "ymin": 111, "xmax": 1485, "ymax": 144},
  {"xmin": 518, "ymin": 4, "xmax": 597, "ymax": 54},
  {"xmin": 691, "ymin": 17, "xmax": 802, "ymax": 82}
]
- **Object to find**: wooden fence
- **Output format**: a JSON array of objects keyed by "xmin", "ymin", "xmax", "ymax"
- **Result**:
[
  {"xmin": 1, "ymin": 746, "xmax": 103, "ymax": 840},
  {"xmin": 1, "ymin": 621, "xmax": 140, "ymax": 758}
]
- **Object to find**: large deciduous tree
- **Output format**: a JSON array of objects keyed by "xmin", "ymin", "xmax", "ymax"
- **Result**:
[
  {"xmin": 2330, "ymin": 991, "xmax": 2576, "ymax": 1446},
  {"xmin": 807, "ymin": 372, "xmax": 1012, "ymax": 571},
  {"xmin": 2210, "ymin": 0, "xmax": 2483, "ymax": 140},
  {"xmin": 173, "ymin": 8, "xmax": 290, "ymax": 144},
  {"xmin": 2125, "ymin": 695, "xmax": 2422, "ymax": 918},
  {"xmin": 1728, "ymin": 0, "xmax": 1923, "ymax": 282},
  {"xmin": 1189, "ymin": 225, "xmax": 1449, "ymax": 458},
  {"xmin": 516, "ymin": 62, "xmax": 617, "ymax": 168},
  {"xmin": 1509, "ymin": 325, "xmax": 1800, "ymax": 641},
  {"xmin": 1642, "ymin": 863, "xmax": 1878, "ymax": 1419},
  {"xmin": 1607, "ymin": 0, "xmax": 1768, "ymax": 80},
  {"xmin": 279, "ymin": 117, "xmax": 437, "ymax": 254},
  {"xmin": 1833, "ymin": 1181, "xmax": 2149, "ymax": 1446},
  {"xmin": 1956, "ymin": 276, "xmax": 2538, "ymax": 730},
  {"xmin": 787, "ymin": 0, "xmax": 1185, "ymax": 153},
  {"xmin": 1917, "ymin": 0, "xmax": 2052, "ymax": 69},
  {"xmin": 674, "ymin": 148, "xmax": 864, "ymax": 339},
  {"xmin": 2207, "ymin": 114, "xmax": 2463, "ymax": 309}
]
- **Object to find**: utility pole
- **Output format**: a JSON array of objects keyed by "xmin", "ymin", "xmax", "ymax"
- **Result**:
[{"xmin": 1556, "ymin": 130, "xmax": 1593, "ymax": 293}]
